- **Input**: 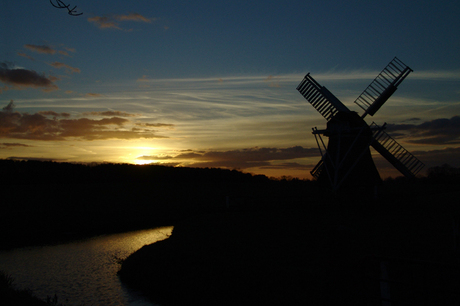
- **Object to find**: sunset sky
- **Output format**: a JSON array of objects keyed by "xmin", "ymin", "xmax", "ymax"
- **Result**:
[{"xmin": 1, "ymin": 1, "xmax": 459, "ymax": 179}]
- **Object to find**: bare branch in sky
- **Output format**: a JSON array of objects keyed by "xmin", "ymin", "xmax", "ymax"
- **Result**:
[{"xmin": 50, "ymin": 0, "xmax": 83, "ymax": 16}]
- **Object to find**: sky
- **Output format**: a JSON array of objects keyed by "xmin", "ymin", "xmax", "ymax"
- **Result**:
[{"xmin": 0, "ymin": 0, "xmax": 459, "ymax": 179}]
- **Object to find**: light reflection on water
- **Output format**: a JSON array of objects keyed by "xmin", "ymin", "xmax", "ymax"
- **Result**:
[{"xmin": 0, "ymin": 226, "xmax": 173, "ymax": 306}]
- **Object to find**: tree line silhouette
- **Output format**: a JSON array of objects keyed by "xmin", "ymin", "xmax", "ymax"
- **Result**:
[
  {"xmin": 0, "ymin": 159, "xmax": 313, "ymax": 249},
  {"xmin": 1, "ymin": 159, "xmax": 459, "ymax": 250}
]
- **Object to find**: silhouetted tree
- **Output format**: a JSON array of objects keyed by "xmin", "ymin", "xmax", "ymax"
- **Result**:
[
  {"xmin": 427, "ymin": 164, "xmax": 460, "ymax": 180},
  {"xmin": 50, "ymin": 0, "xmax": 83, "ymax": 16}
]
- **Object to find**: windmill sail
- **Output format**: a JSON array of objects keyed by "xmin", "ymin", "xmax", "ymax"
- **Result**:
[
  {"xmin": 311, "ymin": 159, "xmax": 323, "ymax": 179},
  {"xmin": 297, "ymin": 73, "xmax": 350, "ymax": 121},
  {"xmin": 355, "ymin": 57, "xmax": 413, "ymax": 118},
  {"xmin": 370, "ymin": 122, "xmax": 424, "ymax": 178}
]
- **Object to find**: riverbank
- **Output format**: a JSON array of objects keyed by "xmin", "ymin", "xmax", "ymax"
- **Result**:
[
  {"xmin": 118, "ymin": 190, "xmax": 460, "ymax": 305},
  {"xmin": 1, "ymin": 270, "xmax": 50, "ymax": 306},
  {"xmin": 0, "ymin": 160, "xmax": 280, "ymax": 250},
  {"xmin": 0, "ymin": 227, "xmax": 173, "ymax": 306}
]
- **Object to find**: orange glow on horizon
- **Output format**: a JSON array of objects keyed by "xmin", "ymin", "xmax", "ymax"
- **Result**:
[{"xmin": 133, "ymin": 159, "xmax": 157, "ymax": 165}]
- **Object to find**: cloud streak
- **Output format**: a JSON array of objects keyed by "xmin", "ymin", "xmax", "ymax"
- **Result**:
[
  {"xmin": 24, "ymin": 44, "xmax": 56, "ymax": 54},
  {"xmin": 116, "ymin": 13, "xmax": 153, "ymax": 23},
  {"xmin": 49, "ymin": 62, "xmax": 81, "ymax": 74},
  {"xmin": 88, "ymin": 13, "xmax": 152, "ymax": 30},
  {"xmin": 84, "ymin": 111, "xmax": 138, "ymax": 117},
  {"xmin": 0, "ymin": 142, "xmax": 33, "ymax": 149}
]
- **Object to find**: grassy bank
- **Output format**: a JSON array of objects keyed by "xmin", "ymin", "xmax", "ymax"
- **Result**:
[
  {"xmin": 3, "ymin": 159, "xmax": 460, "ymax": 304},
  {"xmin": 1, "ymin": 159, "xmax": 292, "ymax": 250},
  {"xmin": 118, "ymin": 182, "xmax": 460, "ymax": 305},
  {"xmin": 0, "ymin": 270, "xmax": 65, "ymax": 306}
]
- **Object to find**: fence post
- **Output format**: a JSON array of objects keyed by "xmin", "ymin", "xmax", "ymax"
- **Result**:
[
  {"xmin": 380, "ymin": 260, "xmax": 391, "ymax": 306},
  {"xmin": 453, "ymin": 216, "xmax": 459, "ymax": 251}
]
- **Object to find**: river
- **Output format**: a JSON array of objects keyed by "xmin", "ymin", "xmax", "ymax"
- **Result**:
[{"xmin": 0, "ymin": 226, "xmax": 173, "ymax": 306}]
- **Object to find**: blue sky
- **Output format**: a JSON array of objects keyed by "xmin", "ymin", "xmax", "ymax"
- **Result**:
[{"xmin": 1, "ymin": 0, "xmax": 459, "ymax": 179}]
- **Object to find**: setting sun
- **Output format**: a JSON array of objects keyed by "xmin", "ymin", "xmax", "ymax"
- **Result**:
[
  {"xmin": 134, "ymin": 159, "xmax": 157, "ymax": 165},
  {"xmin": 1, "ymin": 1, "xmax": 459, "ymax": 179}
]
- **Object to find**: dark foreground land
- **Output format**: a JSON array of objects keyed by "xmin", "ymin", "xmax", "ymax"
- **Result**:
[
  {"xmin": 2, "ymin": 160, "xmax": 460, "ymax": 305},
  {"xmin": 0, "ymin": 159, "xmax": 283, "ymax": 250},
  {"xmin": 118, "ymin": 192, "xmax": 460, "ymax": 305},
  {"xmin": 117, "ymin": 167, "xmax": 460, "ymax": 305}
]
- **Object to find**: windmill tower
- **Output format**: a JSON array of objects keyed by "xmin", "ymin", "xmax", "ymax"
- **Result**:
[{"xmin": 297, "ymin": 57, "xmax": 424, "ymax": 192}]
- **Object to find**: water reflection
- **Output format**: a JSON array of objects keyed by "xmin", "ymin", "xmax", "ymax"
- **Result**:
[{"xmin": 0, "ymin": 226, "xmax": 173, "ymax": 306}]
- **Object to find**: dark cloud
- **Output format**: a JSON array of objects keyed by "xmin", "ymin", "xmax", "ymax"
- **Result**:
[
  {"xmin": 165, "ymin": 146, "xmax": 319, "ymax": 170},
  {"xmin": 137, "ymin": 155, "xmax": 174, "ymax": 160},
  {"xmin": 0, "ymin": 102, "xmax": 168, "ymax": 141},
  {"xmin": 259, "ymin": 162, "xmax": 313, "ymax": 170},
  {"xmin": 3, "ymin": 100, "xmax": 14, "ymax": 112},
  {"xmin": 24, "ymin": 44, "xmax": 56, "ymax": 54},
  {"xmin": 0, "ymin": 142, "xmax": 33, "ymax": 149},
  {"xmin": 174, "ymin": 146, "xmax": 318, "ymax": 163},
  {"xmin": 404, "ymin": 118, "xmax": 421, "ymax": 122},
  {"xmin": 38, "ymin": 111, "xmax": 71, "ymax": 118},
  {"xmin": 184, "ymin": 160, "xmax": 272, "ymax": 169},
  {"xmin": 142, "ymin": 162, "xmax": 181, "ymax": 167},
  {"xmin": 387, "ymin": 116, "xmax": 460, "ymax": 145},
  {"xmin": 0, "ymin": 62, "xmax": 58, "ymax": 91},
  {"xmin": 412, "ymin": 146, "xmax": 460, "ymax": 168},
  {"xmin": 7, "ymin": 156, "xmax": 66, "ymax": 162}
]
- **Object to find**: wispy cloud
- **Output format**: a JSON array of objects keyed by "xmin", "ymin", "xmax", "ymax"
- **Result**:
[
  {"xmin": 17, "ymin": 52, "xmax": 35, "ymax": 61},
  {"xmin": 410, "ymin": 70, "xmax": 460, "ymax": 80},
  {"xmin": 88, "ymin": 16, "xmax": 121, "ymax": 29},
  {"xmin": 48, "ymin": 62, "xmax": 81, "ymax": 74},
  {"xmin": 22, "ymin": 44, "xmax": 74, "ymax": 57},
  {"xmin": 115, "ymin": 13, "xmax": 153, "ymax": 23},
  {"xmin": 140, "ymin": 123, "xmax": 175, "ymax": 128},
  {"xmin": 85, "ymin": 93, "xmax": 103, "ymax": 98},
  {"xmin": 83, "ymin": 111, "xmax": 138, "ymax": 117},
  {"xmin": 88, "ymin": 13, "xmax": 152, "ymax": 30},
  {"xmin": 24, "ymin": 44, "xmax": 56, "ymax": 54}
]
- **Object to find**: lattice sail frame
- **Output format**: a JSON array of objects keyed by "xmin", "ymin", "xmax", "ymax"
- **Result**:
[
  {"xmin": 296, "ymin": 73, "xmax": 350, "ymax": 121},
  {"xmin": 354, "ymin": 57, "xmax": 413, "ymax": 118},
  {"xmin": 297, "ymin": 57, "xmax": 424, "ymax": 183},
  {"xmin": 370, "ymin": 122, "xmax": 424, "ymax": 178}
]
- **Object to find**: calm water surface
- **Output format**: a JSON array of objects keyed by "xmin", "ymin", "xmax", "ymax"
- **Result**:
[{"xmin": 0, "ymin": 226, "xmax": 173, "ymax": 306}]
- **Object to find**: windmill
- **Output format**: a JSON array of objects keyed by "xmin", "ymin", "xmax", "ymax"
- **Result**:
[{"xmin": 297, "ymin": 57, "xmax": 424, "ymax": 192}]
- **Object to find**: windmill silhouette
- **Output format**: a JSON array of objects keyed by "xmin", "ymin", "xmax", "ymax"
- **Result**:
[{"xmin": 297, "ymin": 57, "xmax": 424, "ymax": 192}]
